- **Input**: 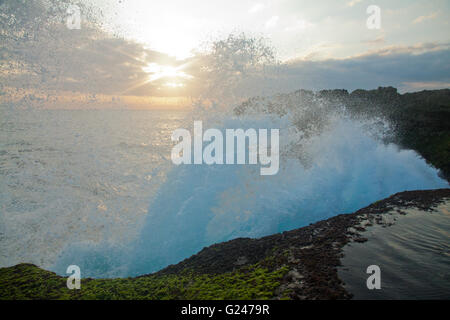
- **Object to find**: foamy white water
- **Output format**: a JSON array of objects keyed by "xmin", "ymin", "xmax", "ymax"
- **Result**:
[
  {"xmin": 125, "ymin": 114, "xmax": 448, "ymax": 276},
  {"xmin": 0, "ymin": 109, "xmax": 185, "ymax": 274}
]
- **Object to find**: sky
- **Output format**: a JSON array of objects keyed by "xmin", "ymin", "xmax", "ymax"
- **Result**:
[
  {"xmin": 0, "ymin": 0, "xmax": 449, "ymax": 109},
  {"xmin": 89, "ymin": 0, "xmax": 450, "ymax": 60}
]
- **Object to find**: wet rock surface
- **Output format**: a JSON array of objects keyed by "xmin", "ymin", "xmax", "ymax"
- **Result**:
[
  {"xmin": 156, "ymin": 188, "xmax": 450, "ymax": 299},
  {"xmin": 1, "ymin": 188, "xmax": 449, "ymax": 299}
]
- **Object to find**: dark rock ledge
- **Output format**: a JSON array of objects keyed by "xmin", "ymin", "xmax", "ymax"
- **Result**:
[{"xmin": 156, "ymin": 188, "xmax": 450, "ymax": 299}]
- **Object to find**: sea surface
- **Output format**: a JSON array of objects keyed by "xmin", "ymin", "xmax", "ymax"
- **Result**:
[{"xmin": 0, "ymin": 109, "xmax": 183, "ymax": 273}]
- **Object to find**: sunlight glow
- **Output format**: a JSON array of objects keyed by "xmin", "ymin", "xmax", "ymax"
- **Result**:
[
  {"xmin": 164, "ymin": 82, "xmax": 185, "ymax": 88},
  {"xmin": 143, "ymin": 63, "xmax": 193, "ymax": 82}
]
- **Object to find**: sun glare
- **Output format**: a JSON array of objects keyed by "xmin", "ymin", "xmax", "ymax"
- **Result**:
[
  {"xmin": 143, "ymin": 63, "xmax": 192, "ymax": 83},
  {"xmin": 165, "ymin": 82, "xmax": 185, "ymax": 88}
]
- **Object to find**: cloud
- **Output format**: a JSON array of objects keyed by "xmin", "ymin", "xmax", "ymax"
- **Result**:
[
  {"xmin": 350, "ymin": 42, "xmax": 450, "ymax": 57},
  {"xmin": 265, "ymin": 16, "xmax": 279, "ymax": 29},
  {"xmin": 0, "ymin": 0, "xmax": 181, "ymax": 101},
  {"xmin": 182, "ymin": 40, "xmax": 450, "ymax": 99},
  {"xmin": 277, "ymin": 44, "xmax": 450, "ymax": 93},
  {"xmin": 413, "ymin": 12, "xmax": 438, "ymax": 24},
  {"xmin": 400, "ymin": 81, "xmax": 450, "ymax": 92},
  {"xmin": 284, "ymin": 18, "xmax": 314, "ymax": 32},
  {"xmin": 364, "ymin": 35, "xmax": 385, "ymax": 45},
  {"xmin": 2, "ymin": 0, "xmax": 449, "ymax": 108},
  {"xmin": 346, "ymin": 0, "xmax": 363, "ymax": 7},
  {"xmin": 249, "ymin": 3, "xmax": 266, "ymax": 14}
]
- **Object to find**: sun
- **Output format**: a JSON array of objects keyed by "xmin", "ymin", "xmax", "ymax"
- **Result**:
[{"xmin": 143, "ymin": 63, "xmax": 193, "ymax": 84}]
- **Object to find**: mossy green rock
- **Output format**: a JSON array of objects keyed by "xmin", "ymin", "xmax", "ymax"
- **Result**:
[{"xmin": 0, "ymin": 262, "xmax": 289, "ymax": 300}]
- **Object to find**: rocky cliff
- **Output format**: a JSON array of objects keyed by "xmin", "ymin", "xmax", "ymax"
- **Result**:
[{"xmin": 236, "ymin": 87, "xmax": 450, "ymax": 181}]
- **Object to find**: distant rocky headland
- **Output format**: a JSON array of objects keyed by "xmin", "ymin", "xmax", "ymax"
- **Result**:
[{"xmin": 236, "ymin": 87, "xmax": 450, "ymax": 181}]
